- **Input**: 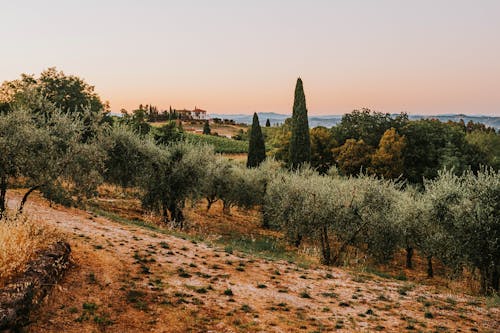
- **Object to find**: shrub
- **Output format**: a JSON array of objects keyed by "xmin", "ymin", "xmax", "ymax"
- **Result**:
[{"xmin": 0, "ymin": 215, "xmax": 63, "ymax": 286}]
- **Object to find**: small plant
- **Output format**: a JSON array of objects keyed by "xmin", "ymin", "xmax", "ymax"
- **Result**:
[
  {"xmin": 398, "ymin": 283, "xmax": 414, "ymax": 296},
  {"xmin": 257, "ymin": 284, "xmax": 267, "ymax": 289},
  {"xmin": 82, "ymin": 302, "xmax": 98, "ymax": 312},
  {"xmin": 224, "ymin": 288, "xmax": 234, "ymax": 296},
  {"xmin": 395, "ymin": 271, "xmax": 407, "ymax": 281},
  {"xmin": 299, "ymin": 291, "xmax": 311, "ymax": 299},
  {"xmin": 445, "ymin": 296, "xmax": 457, "ymax": 305},
  {"xmin": 486, "ymin": 293, "xmax": 500, "ymax": 309},
  {"xmin": 424, "ymin": 311, "xmax": 434, "ymax": 319},
  {"xmin": 88, "ymin": 272, "xmax": 97, "ymax": 284},
  {"xmin": 196, "ymin": 287, "xmax": 208, "ymax": 294},
  {"xmin": 177, "ymin": 268, "xmax": 191, "ymax": 278},
  {"xmin": 241, "ymin": 304, "xmax": 252, "ymax": 312}
]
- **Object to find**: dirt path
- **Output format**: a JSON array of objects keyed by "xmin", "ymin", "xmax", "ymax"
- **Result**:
[{"xmin": 7, "ymin": 194, "xmax": 499, "ymax": 332}]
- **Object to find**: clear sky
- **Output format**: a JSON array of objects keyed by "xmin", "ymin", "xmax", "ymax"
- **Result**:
[{"xmin": 1, "ymin": 0, "xmax": 500, "ymax": 115}]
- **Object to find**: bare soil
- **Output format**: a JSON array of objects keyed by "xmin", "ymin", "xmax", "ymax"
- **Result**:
[{"xmin": 6, "ymin": 192, "xmax": 499, "ymax": 333}]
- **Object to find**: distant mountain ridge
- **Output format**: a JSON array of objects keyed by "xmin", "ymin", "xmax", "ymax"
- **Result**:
[{"xmin": 209, "ymin": 112, "xmax": 500, "ymax": 130}]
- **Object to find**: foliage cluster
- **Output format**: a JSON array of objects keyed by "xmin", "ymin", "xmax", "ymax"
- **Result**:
[{"xmin": 267, "ymin": 108, "xmax": 498, "ymax": 182}]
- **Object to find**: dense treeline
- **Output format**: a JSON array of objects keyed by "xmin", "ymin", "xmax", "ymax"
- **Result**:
[
  {"xmin": 267, "ymin": 108, "xmax": 499, "ymax": 182},
  {"xmin": 1, "ymin": 69, "xmax": 498, "ymax": 294}
]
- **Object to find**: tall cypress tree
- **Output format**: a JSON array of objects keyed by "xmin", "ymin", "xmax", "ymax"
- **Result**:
[
  {"xmin": 247, "ymin": 112, "xmax": 266, "ymax": 168},
  {"xmin": 289, "ymin": 78, "xmax": 311, "ymax": 169}
]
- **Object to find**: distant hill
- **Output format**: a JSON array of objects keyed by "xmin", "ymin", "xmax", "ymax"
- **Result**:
[{"xmin": 209, "ymin": 112, "xmax": 500, "ymax": 130}]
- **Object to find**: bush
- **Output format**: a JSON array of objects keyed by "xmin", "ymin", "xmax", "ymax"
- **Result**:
[{"xmin": 0, "ymin": 215, "xmax": 63, "ymax": 286}]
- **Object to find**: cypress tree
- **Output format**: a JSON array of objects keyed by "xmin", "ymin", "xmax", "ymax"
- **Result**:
[
  {"xmin": 289, "ymin": 78, "xmax": 311, "ymax": 169},
  {"xmin": 265, "ymin": 118, "xmax": 271, "ymax": 127},
  {"xmin": 202, "ymin": 120, "xmax": 211, "ymax": 135},
  {"xmin": 247, "ymin": 112, "xmax": 266, "ymax": 168}
]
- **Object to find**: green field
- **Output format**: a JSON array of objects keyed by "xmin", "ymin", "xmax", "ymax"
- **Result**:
[{"xmin": 184, "ymin": 133, "xmax": 249, "ymax": 154}]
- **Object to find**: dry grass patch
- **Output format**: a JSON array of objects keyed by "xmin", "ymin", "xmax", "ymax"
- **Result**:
[{"xmin": 0, "ymin": 214, "xmax": 63, "ymax": 287}]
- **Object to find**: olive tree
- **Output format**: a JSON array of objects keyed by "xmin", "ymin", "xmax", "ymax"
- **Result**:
[
  {"xmin": 103, "ymin": 125, "xmax": 158, "ymax": 188},
  {"xmin": 0, "ymin": 104, "xmax": 105, "ymax": 215},
  {"xmin": 265, "ymin": 170, "xmax": 400, "ymax": 265},
  {"xmin": 141, "ymin": 142, "xmax": 215, "ymax": 229},
  {"xmin": 425, "ymin": 169, "xmax": 500, "ymax": 293},
  {"xmin": 348, "ymin": 175, "xmax": 401, "ymax": 264},
  {"xmin": 392, "ymin": 187, "xmax": 440, "ymax": 274},
  {"xmin": 200, "ymin": 157, "xmax": 234, "ymax": 212}
]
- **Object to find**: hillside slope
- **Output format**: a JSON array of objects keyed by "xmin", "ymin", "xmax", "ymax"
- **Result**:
[{"xmin": 7, "ymin": 193, "xmax": 499, "ymax": 333}]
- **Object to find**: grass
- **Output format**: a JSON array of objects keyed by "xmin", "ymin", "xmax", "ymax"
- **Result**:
[
  {"xmin": 216, "ymin": 234, "xmax": 307, "ymax": 264},
  {"xmin": 486, "ymin": 293, "xmax": 500, "ymax": 309},
  {"xmin": 0, "ymin": 214, "xmax": 63, "ymax": 286},
  {"xmin": 89, "ymin": 205, "xmax": 310, "ymax": 266},
  {"xmin": 184, "ymin": 132, "xmax": 249, "ymax": 154}
]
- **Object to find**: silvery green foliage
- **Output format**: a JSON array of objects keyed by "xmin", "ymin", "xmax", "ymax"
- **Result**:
[
  {"xmin": 200, "ymin": 157, "xmax": 234, "ymax": 211},
  {"xmin": 265, "ymin": 168, "xmax": 400, "ymax": 264},
  {"xmin": 141, "ymin": 141, "xmax": 215, "ymax": 228},
  {"xmin": 201, "ymin": 158, "xmax": 280, "ymax": 214},
  {"xmin": 349, "ymin": 174, "xmax": 401, "ymax": 263},
  {"xmin": 0, "ymin": 102, "xmax": 105, "ymax": 212},
  {"xmin": 425, "ymin": 169, "xmax": 500, "ymax": 293},
  {"xmin": 103, "ymin": 125, "xmax": 159, "ymax": 187},
  {"xmin": 393, "ymin": 187, "xmax": 426, "ymax": 250}
]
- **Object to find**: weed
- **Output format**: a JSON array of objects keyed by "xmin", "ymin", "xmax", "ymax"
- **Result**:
[
  {"xmin": 485, "ymin": 293, "xmax": 500, "ymax": 308},
  {"xmin": 398, "ymin": 283, "xmax": 414, "ymax": 296},
  {"xmin": 177, "ymin": 268, "xmax": 191, "ymax": 278},
  {"xmin": 196, "ymin": 287, "xmax": 208, "ymax": 294},
  {"xmin": 445, "ymin": 296, "xmax": 457, "ymax": 305},
  {"xmin": 241, "ymin": 304, "xmax": 252, "ymax": 312},
  {"xmin": 88, "ymin": 272, "xmax": 97, "ymax": 284}
]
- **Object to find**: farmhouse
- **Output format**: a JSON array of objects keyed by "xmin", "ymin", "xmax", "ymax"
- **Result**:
[{"xmin": 175, "ymin": 107, "xmax": 207, "ymax": 120}]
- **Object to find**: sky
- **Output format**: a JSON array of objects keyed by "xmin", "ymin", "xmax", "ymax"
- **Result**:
[{"xmin": 1, "ymin": 0, "xmax": 500, "ymax": 116}]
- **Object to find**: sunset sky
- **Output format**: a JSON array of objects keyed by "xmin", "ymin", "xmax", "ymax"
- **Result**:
[{"xmin": 1, "ymin": 0, "xmax": 500, "ymax": 115}]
